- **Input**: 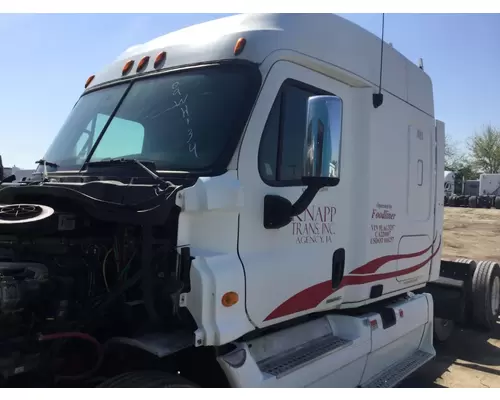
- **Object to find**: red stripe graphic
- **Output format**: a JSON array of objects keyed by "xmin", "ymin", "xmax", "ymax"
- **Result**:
[
  {"xmin": 350, "ymin": 235, "xmax": 438, "ymax": 275},
  {"xmin": 264, "ymin": 236, "xmax": 441, "ymax": 322}
]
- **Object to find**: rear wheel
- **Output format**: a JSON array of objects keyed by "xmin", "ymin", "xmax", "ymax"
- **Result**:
[
  {"xmin": 471, "ymin": 260, "xmax": 500, "ymax": 331},
  {"xmin": 97, "ymin": 371, "xmax": 199, "ymax": 388}
]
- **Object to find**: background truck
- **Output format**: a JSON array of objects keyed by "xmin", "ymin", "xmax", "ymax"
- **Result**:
[
  {"xmin": 444, "ymin": 171, "xmax": 455, "ymax": 197},
  {"xmin": 446, "ymin": 173, "xmax": 500, "ymax": 208},
  {"xmin": 0, "ymin": 13, "xmax": 498, "ymax": 388},
  {"xmin": 479, "ymin": 173, "xmax": 500, "ymax": 196},
  {"xmin": 463, "ymin": 179, "xmax": 480, "ymax": 197},
  {"xmin": 0, "ymin": 156, "xmax": 35, "ymax": 183}
]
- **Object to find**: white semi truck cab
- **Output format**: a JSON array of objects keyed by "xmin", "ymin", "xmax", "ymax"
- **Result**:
[
  {"xmin": 444, "ymin": 170, "xmax": 455, "ymax": 197},
  {"xmin": 0, "ymin": 13, "xmax": 498, "ymax": 388}
]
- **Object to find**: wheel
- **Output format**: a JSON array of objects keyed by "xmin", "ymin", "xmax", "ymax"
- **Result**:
[
  {"xmin": 469, "ymin": 196, "xmax": 477, "ymax": 208},
  {"xmin": 495, "ymin": 196, "xmax": 500, "ymax": 209},
  {"xmin": 97, "ymin": 371, "xmax": 199, "ymax": 388},
  {"xmin": 471, "ymin": 260, "xmax": 500, "ymax": 331},
  {"xmin": 434, "ymin": 317, "xmax": 455, "ymax": 342},
  {"xmin": 444, "ymin": 195, "xmax": 449, "ymax": 207}
]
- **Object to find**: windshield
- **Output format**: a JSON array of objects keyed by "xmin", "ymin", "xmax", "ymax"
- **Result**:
[{"xmin": 39, "ymin": 63, "xmax": 261, "ymax": 174}]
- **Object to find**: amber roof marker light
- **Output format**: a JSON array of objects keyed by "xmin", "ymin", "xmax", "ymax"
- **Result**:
[
  {"xmin": 85, "ymin": 75, "xmax": 95, "ymax": 89},
  {"xmin": 154, "ymin": 51, "xmax": 167, "ymax": 69},
  {"xmin": 137, "ymin": 56, "xmax": 150, "ymax": 73},
  {"xmin": 233, "ymin": 38, "xmax": 246, "ymax": 56},
  {"xmin": 122, "ymin": 60, "xmax": 134, "ymax": 76}
]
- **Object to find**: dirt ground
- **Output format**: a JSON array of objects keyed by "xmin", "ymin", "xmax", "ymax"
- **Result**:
[
  {"xmin": 402, "ymin": 207, "xmax": 500, "ymax": 388},
  {"xmin": 442, "ymin": 207, "xmax": 500, "ymax": 261}
]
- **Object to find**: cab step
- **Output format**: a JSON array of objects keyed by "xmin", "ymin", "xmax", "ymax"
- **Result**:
[
  {"xmin": 257, "ymin": 334, "xmax": 352, "ymax": 378},
  {"xmin": 360, "ymin": 350, "xmax": 434, "ymax": 388}
]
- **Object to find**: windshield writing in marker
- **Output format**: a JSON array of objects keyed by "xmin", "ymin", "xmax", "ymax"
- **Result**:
[{"xmin": 171, "ymin": 81, "xmax": 199, "ymax": 158}]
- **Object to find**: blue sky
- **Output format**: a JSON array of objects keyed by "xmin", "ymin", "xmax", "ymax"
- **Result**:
[{"xmin": 1, "ymin": 13, "xmax": 499, "ymax": 168}]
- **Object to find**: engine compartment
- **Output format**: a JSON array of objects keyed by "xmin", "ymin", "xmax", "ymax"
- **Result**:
[{"xmin": 0, "ymin": 179, "xmax": 196, "ymax": 386}]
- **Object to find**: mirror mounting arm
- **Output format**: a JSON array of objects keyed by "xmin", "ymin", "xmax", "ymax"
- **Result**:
[
  {"xmin": 291, "ymin": 176, "xmax": 339, "ymax": 217},
  {"xmin": 290, "ymin": 185, "xmax": 320, "ymax": 218},
  {"xmin": 263, "ymin": 177, "xmax": 339, "ymax": 230}
]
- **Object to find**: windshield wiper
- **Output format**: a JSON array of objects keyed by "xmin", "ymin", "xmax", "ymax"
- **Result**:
[
  {"xmin": 79, "ymin": 84, "xmax": 134, "ymax": 174},
  {"xmin": 35, "ymin": 159, "xmax": 59, "ymax": 168},
  {"xmin": 87, "ymin": 158, "xmax": 168, "ymax": 188},
  {"xmin": 35, "ymin": 159, "xmax": 59, "ymax": 182}
]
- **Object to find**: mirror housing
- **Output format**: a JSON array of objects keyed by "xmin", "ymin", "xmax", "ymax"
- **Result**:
[
  {"xmin": 264, "ymin": 95, "xmax": 342, "ymax": 229},
  {"xmin": 302, "ymin": 95, "xmax": 341, "ymax": 186}
]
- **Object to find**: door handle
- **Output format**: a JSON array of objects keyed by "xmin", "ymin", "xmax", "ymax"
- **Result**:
[{"xmin": 332, "ymin": 248, "xmax": 345, "ymax": 289}]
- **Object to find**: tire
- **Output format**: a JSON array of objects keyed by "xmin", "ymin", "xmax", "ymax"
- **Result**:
[
  {"xmin": 471, "ymin": 260, "xmax": 500, "ymax": 331},
  {"xmin": 469, "ymin": 196, "xmax": 477, "ymax": 208},
  {"xmin": 97, "ymin": 370, "xmax": 199, "ymax": 388},
  {"xmin": 433, "ymin": 317, "xmax": 455, "ymax": 342},
  {"xmin": 495, "ymin": 196, "xmax": 500, "ymax": 210},
  {"xmin": 448, "ymin": 195, "xmax": 455, "ymax": 207}
]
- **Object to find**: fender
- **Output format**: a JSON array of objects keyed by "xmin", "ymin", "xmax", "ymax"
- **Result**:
[{"xmin": 106, "ymin": 330, "xmax": 194, "ymax": 358}]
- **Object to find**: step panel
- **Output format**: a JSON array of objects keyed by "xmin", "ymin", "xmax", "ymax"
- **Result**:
[
  {"xmin": 360, "ymin": 350, "xmax": 434, "ymax": 388},
  {"xmin": 257, "ymin": 334, "xmax": 352, "ymax": 379}
]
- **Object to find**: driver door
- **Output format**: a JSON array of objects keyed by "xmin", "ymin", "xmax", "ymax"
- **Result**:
[{"xmin": 237, "ymin": 61, "xmax": 353, "ymax": 327}]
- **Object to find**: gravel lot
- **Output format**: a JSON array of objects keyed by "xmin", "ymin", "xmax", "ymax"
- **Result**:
[{"xmin": 402, "ymin": 207, "xmax": 500, "ymax": 388}]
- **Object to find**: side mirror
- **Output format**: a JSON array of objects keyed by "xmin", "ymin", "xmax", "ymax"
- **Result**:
[
  {"xmin": 302, "ymin": 95, "xmax": 342, "ymax": 185},
  {"xmin": 264, "ymin": 95, "xmax": 343, "ymax": 230}
]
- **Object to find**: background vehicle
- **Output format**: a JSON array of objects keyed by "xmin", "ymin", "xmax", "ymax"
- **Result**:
[{"xmin": 444, "ymin": 171, "xmax": 455, "ymax": 197}]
